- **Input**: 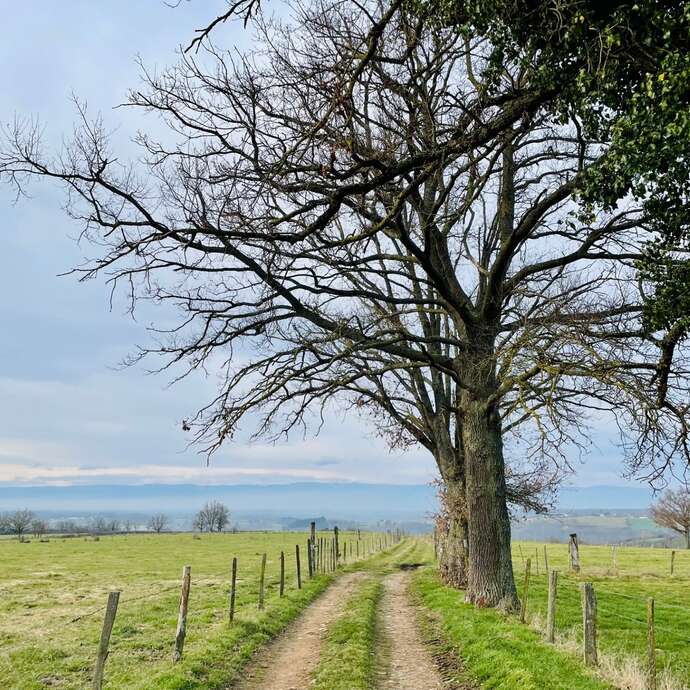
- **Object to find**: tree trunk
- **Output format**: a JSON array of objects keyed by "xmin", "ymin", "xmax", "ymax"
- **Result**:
[
  {"xmin": 438, "ymin": 475, "xmax": 468, "ymax": 587},
  {"xmin": 462, "ymin": 401, "xmax": 519, "ymax": 610}
]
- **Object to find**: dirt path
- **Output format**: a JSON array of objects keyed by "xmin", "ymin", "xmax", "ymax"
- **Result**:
[
  {"xmin": 376, "ymin": 571, "xmax": 446, "ymax": 690},
  {"xmin": 229, "ymin": 572, "xmax": 366, "ymax": 690}
]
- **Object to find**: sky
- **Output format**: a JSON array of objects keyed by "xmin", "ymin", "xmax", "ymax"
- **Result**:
[{"xmin": 0, "ymin": 1, "xmax": 635, "ymax": 491}]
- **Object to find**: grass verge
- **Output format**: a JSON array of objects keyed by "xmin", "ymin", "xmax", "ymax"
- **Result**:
[
  {"xmin": 412, "ymin": 568, "xmax": 613, "ymax": 690},
  {"xmin": 311, "ymin": 578, "xmax": 382, "ymax": 690}
]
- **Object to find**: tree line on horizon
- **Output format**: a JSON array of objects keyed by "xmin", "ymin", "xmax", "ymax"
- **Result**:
[{"xmin": 0, "ymin": 501, "xmax": 235, "ymax": 540}]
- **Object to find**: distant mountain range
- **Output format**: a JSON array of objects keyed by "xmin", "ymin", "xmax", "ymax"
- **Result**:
[{"xmin": 0, "ymin": 481, "xmax": 657, "ymax": 517}]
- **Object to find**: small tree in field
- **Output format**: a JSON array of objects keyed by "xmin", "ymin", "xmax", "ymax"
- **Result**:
[
  {"xmin": 31, "ymin": 519, "xmax": 48, "ymax": 539},
  {"xmin": 7, "ymin": 509, "xmax": 34, "ymax": 540},
  {"xmin": 148, "ymin": 513, "xmax": 169, "ymax": 533},
  {"xmin": 651, "ymin": 489, "xmax": 690, "ymax": 549},
  {"xmin": 194, "ymin": 501, "xmax": 230, "ymax": 533}
]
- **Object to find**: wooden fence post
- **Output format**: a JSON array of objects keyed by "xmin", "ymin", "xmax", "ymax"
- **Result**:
[
  {"xmin": 229, "ymin": 557, "xmax": 237, "ymax": 622},
  {"xmin": 645, "ymin": 598, "xmax": 656, "ymax": 690},
  {"xmin": 520, "ymin": 558, "xmax": 531, "ymax": 623},
  {"xmin": 280, "ymin": 551, "xmax": 285, "ymax": 597},
  {"xmin": 581, "ymin": 582, "xmax": 598, "ymax": 666},
  {"xmin": 92, "ymin": 590, "xmax": 120, "ymax": 690},
  {"xmin": 612, "ymin": 545, "xmax": 617, "ymax": 571},
  {"xmin": 258, "ymin": 553, "xmax": 267, "ymax": 609},
  {"xmin": 296, "ymin": 544, "xmax": 302, "ymax": 588},
  {"xmin": 546, "ymin": 570, "xmax": 558, "ymax": 643},
  {"xmin": 343, "ymin": 541, "xmax": 347, "ymax": 562},
  {"xmin": 518, "ymin": 543, "xmax": 525, "ymax": 567},
  {"xmin": 307, "ymin": 539, "xmax": 313, "ymax": 578},
  {"xmin": 356, "ymin": 540, "xmax": 360, "ymax": 559},
  {"xmin": 173, "ymin": 565, "xmax": 191, "ymax": 662},
  {"xmin": 535, "ymin": 548, "xmax": 540, "ymax": 576},
  {"xmin": 671, "ymin": 550, "xmax": 676, "ymax": 575},
  {"xmin": 543, "ymin": 545, "xmax": 549, "ymax": 574},
  {"xmin": 569, "ymin": 533, "xmax": 581, "ymax": 573},
  {"xmin": 334, "ymin": 526, "xmax": 340, "ymax": 562}
]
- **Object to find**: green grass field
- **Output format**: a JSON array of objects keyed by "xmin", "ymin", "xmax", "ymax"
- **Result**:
[
  {"xmin": 0, "ymin": 530, "xmax": 381, "ymax": 690},
  {"xmin": 406, "ymin": 540, "xmax": 690, "ymax": 689},
  {"xmin": 3, "ymin": 533, "xmax": 690, "ymax": 690},
  {"xmin": 510, "ymin": 541, "xmax": 690, "ymax": 688}
]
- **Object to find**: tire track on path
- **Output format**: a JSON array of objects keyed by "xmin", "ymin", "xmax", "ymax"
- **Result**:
[
  {"xmin": 228, "ymin": 572, "xmax": 366, "ymax": 690},
  {"xmin": 376, "ymin": 571, "xmax": 447, "ymax": 690}
]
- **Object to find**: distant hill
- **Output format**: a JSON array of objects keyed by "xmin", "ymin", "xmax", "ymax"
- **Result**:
[
  {"xmin": 0, "ymin": 482, "xmax": 652, "ymax": 520},
  {"xmin": 556, "ymin": 484, "xmax": 655, "ymax": 510},
  {"xmin": 0, "ymin": 482, "xmax": 438, "ymax": 520}
]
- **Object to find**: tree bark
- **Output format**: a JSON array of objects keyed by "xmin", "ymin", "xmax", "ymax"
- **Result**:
[
  {"xmin": 462, "ymin": 400, "xmax": 519, "ymax": 610},
  {"xmin": 438, "ymin": 474, "xmax": 469, "ymax": 587}
]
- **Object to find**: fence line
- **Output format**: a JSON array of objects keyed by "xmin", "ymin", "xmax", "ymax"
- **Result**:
[
  {"xmin": 505, "ymin": 539, "xmax": 690, "ymax": 690},
  {"xmin": 82, "ymin": 529, "xmax": 402, "ymax": 687}
]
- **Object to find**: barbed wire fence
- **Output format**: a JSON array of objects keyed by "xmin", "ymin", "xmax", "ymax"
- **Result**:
[{"xmin": 80, "ymin": 527, "xmax": 403, "ymax": 690}]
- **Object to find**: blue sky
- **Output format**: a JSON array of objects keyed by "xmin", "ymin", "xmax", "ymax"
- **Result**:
[{"xmin": 0, "ymin": 1, "xmax": 631, "ymax": 489}]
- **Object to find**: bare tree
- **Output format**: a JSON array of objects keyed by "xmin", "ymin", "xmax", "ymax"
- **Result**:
[
  {"xmin": 30, "ymin": 519, "xmax": 48, "ymax": 539},
  {"xmin": 194, "ymin": 501, "xmax": 230, "ymax": 533},
  {"xmin": 7, "ymin": 509, "xmax": 35, "ymax": 540},
  {"xmin": 651, "ymin": 489, "xmax": 690, "ymax": 549},
  {"xmin": 2, "ymin": 0, "xmax": 689, "ymax": 607},
  {"xmin": 148, "ymin": 513, "xmax": 169, "ymax": 533}
]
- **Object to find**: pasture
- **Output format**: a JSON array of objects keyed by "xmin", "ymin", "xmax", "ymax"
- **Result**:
[
  {"xmin": 0, "ymin": 530, "xmax": 376, "ymax": 690},
  {"xmin": 508, "ymin": 541, "xmax": 690, "ymax": 688},
  {"xmin": 3, "ymin": 533, "xmax": 690, "ymax": 690}
]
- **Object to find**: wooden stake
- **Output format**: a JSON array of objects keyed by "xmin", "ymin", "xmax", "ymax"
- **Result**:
[
  {"xmin": 546, "ymin": 570, "xmax": 558, "ymax": 643},
  {"xmin": 612, "ymin": 545, "xmax": 617, "ymax": 571},
  {"xmin": 334, "ymin": 526, "xmax": 340, "ymax": 563},
  {"xmin": 543, "ymin": 545, "xmax": 549, "ymax": 574},
  {"xmin": 307, "ymin": 539, "xmax": 313, "ymax": 578},
  {"xmin": 296, "ymin": 544, "xmax": 302, "ymax": 588},
  {"xmin": 671, "ymin": 550, "xmax": 676, "ymax": 576},
  {"xmin": 581, "ymin": 582, "xmax": 598, "ymax": 666},
  {"xmin": 520, "ymin": 558, "xmax": 531, "ymax": 623},
  {"xmin": 258, "ymin": 553, "xmax": 267, "ymax": 609},
  {"xmin": 280, "ymin": 551, "xmax": 285, "ymax": 597},
  {"xmin": 229, "ymin": 557, "xmax": 237, "ymax": 622},
  {"xmin": 569, "ymin": 533, "xmax": 581, "ymax": 573},
  {"xmin": 173, "ymin": 565, "xmax": 191, "ymax": 662},
  {"xmin": 647, "ymin": 598, "xmax": 656, "ymax": 690},
  {"xmin": 92, "ymin": 590, "xmax": 120, "ymax": 690},
  {"xmin": 518, "ymin": 543, "xmax": 525, "ymax": 566}
]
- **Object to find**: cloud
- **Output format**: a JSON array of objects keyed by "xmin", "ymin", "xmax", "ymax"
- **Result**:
[{"xmin": 0, "ymin": 462, "xmax": 352, "ymax": 486}]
